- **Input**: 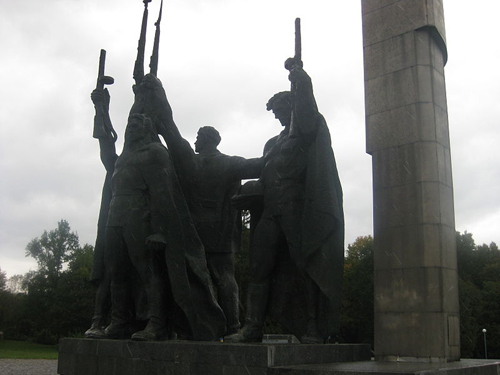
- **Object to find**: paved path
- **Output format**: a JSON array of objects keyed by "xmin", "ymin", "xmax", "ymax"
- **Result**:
[{"xmin": 0, "ymin": 359, "xmax": 58, "ymax": 375}]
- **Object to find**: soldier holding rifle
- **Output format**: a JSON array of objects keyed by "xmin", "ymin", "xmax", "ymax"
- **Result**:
[
  {"xmin": 226, "ymin": 19, "xmax": 344, "ymax": 344},
  {"xmin": 86, "ymin": 0, "xmax": 226, "ymax": 341}
]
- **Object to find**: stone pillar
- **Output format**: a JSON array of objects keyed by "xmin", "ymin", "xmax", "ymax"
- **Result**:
[{"xmin": 361, "ymin": 0, "xmax": 460, "ymax": 362}]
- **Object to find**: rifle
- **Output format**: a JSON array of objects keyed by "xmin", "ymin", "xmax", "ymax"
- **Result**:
[
  {"xmin": 149, "ymin": 0, "xmax": 163, "ymax": 77},
  {"xmin": 285, "ymin": 18, "xmax": 302, "ymax": 71},
  {"xmin": 93, "ymin": 49, "xmax": 117, "ymax": 142},
  {"xmin": 133, "ymin": 0, "xmax": 152, "ymax": 85},
  {"xmin": 285, "ymin": 18, "xmax": 303, "ymax": 137},
  {"xmin": 294, "ymin": 18, "xmax": 302, "ymax": 68}
]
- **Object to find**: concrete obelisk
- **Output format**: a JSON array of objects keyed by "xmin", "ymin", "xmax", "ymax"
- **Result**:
[{"xmin": 361, "ymin": 0, "xmax": 460, "ymax": 362}]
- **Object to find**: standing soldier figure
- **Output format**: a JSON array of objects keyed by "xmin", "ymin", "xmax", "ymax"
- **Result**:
[{"xmin": 132, "ymin": 74, "xmax": 263, "ymax": 336}]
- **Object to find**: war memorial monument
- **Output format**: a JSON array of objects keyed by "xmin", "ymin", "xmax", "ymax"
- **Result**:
[{"xmin": 58, "ymin": 1, "xmax": 500, "ymax": 374}]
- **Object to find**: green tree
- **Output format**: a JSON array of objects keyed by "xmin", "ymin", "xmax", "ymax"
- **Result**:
[
  {"xmin": 25, "ymin": 219, "xmax": 80, "ymax": 288},
  {"xmin": 456, "ymin": 231, "xmax": 500, "ymax": 358},
  {"xmin": 6, "ymin": 274, "xmax": 26, "ymax": 294},
  {"xmin": 55, "ymin": 244, "xmax": 95, "ymax": 337},
  {"xmin": 0, "ymin": 268, "xmax": 6, "ymax": 290},
  {"xmin": 340, "ymin": 235, "xmax": 374, "ymax": 346},
  {"xmin": 22, "ymin": 220, "xmax": 95, "ymax": 343}
]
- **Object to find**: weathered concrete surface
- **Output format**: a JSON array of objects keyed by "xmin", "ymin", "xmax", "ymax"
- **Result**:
[
  {"xmin": 57, "ymin": 338, "xmax": 371, "ymax": 375},
  {"xmin": 361, "ymin": 0, "xmax": 460, "ymax": 362},
  {"xmin": 269, "ymin": 359, "xmax": 500, "ymax": 375}
]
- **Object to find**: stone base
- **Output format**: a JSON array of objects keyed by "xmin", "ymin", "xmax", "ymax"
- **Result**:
[
  {"xmin": 57, "ymin": 338, "xmax": 371, "ymax": 375},
  {"xmin": 270, "ymin": 359, "xmax": 500, "ymax": 375}
]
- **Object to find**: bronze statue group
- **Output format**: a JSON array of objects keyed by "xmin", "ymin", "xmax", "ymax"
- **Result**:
[{"xmin": 84, "ymin": 3, "xmax": 344, "ymax": 345}]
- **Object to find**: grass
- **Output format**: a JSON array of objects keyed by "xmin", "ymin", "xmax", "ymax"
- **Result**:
[{"xmin": 0, "ymin": 339, "xmax": 58, "ymax": 359}]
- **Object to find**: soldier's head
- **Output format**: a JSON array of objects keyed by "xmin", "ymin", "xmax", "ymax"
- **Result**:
[
  {"xmin": 195, "ymin": 126, "xmax": 221, "ymax": 153},
  {"xmin": 266, "ymin": 91, "xmax": 292, "ymax": 127},
  {"xmin": 125, "ymin": 114, "xmax": 157, "ymax": 146}
]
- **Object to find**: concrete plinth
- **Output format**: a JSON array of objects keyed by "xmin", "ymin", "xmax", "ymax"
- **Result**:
[
  {"xmin": 361, "ymin": 0, "xmax": 460, "ymax": 362},
  {"xmin": 57, "ymin": 338, "xmax": 371, "ymax": 375},
  {"xmin": 269, "ymin": 359, "xmax": 500, "ymax": 375}
]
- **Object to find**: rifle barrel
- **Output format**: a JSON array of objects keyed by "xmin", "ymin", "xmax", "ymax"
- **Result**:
[
  {"xmin": 295, "ymin": 18, "xmax": 301, "ymax": 65},
  {"xmin": 149, "ymin": 0, "xmax": 163, "ymax": 77},
  {"xmin": 133, "ymin": 0, "xmax": 151, "ymax": 85}
]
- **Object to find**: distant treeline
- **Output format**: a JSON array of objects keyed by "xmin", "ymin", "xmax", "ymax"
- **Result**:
[{"xmin": 0, "ymin": 220, "xmax": 498, "ymax": 358}]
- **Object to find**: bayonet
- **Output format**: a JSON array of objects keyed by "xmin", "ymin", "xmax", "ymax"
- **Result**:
[
  {"xmin": 133, "ymin": 0, "xmax": 152, "ymax": 85},
  {"xmin": 149, "ymin": 0, "xmax": 163, "ymax": 77}
]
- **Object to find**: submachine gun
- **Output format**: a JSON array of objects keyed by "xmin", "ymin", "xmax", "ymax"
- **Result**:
[{"xmin": 92, "ymin": 49, "xmax": 116, "ymax": 142}]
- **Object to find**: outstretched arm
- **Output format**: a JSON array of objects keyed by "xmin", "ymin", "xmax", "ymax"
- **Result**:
[{"xmin": 230, "ymin": 156, "xmax": 264, "ymax": 180}]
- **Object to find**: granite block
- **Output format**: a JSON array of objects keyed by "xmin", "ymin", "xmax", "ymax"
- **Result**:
[
  {"xmin": 417, "ymin": 102, "xmax": 437, "ymax": 142},
  {"xmin": 57, "ymin": 339, "xmax": 371, "ymax": 375},
  {"xmin": 365, "ymin": 68, "xmax": 418, "ymax": 115},
  {"xmin": 270, "ymin": 360, "xmax": 500, "ymax": 375},
  {"xmin": 362, "ymin": 0, "xmax": 445, "ymax": 47},
  {"xmin": 435, "ymin": 103, "xmax": 450, "ymax": 146},
  {"xmin": 366, "ymin": 105, "xmax": 419, "ymax": 152},
  {"xmin": 363, "ymin": 33, "xmax": 416, "ymax": 81}
]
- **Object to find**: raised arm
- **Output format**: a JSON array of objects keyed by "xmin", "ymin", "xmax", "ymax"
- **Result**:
[
  {"xmin": 91, "ymin": 88, "xmax": 117, "ymax": 172},
  {"xmin": 130, "ymin": 74, "xmax": 195, "ymax": 167},
  {"xmin": 287, "ymin": 63, "xmax": 320, "ymax": 137}
]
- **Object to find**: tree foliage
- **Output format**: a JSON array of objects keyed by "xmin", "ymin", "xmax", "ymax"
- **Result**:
[
  {"xmin": 457, "ymin": 232, "xmax": 500, "ymax": 358},
  {"xmin": 1, "ymin": 220, "xmax": 95, "ymax": 344},
  {"xmin": 1, "ymin": 218, "xmax": 499, "ymax": 359},
  {"xmin": 6, "ymin": 274, "xmax": 26, "ymax": 294},
  {"xmin": 25, "ymin": 219, "xmax": 80, "ymax": 288},
  {"xmin": 340, "ymin": 235, "xmax": 374, "ymax": 346},
  {"xmin": 0, "ymin": 268, "xmax": 6, "ymax": 291}
]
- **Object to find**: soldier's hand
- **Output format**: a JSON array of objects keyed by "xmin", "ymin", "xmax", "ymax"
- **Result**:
[
  {"xmin": 91, "ymin": 88, "xmax": 110, "ymax": 106},
  {"xmin": 284, "ymin": 57, "xmax": 303, "ymax": 71},
  {"xmin": 142, "ymin": 74, "xmax": 162, "ymax": 89},
  {"xmin": 146, "ymin": 233, "xmax": 167, "ymax": 251}
]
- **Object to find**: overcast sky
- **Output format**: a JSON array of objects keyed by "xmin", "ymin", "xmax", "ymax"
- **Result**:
[{"xmin": 1, "ymin": 1, "xmax": 499, "ymax": 278}]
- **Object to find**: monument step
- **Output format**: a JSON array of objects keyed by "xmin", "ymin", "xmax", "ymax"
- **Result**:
[
  {"xmin": 269, "ymin": 359, "xmax": 500, "ymax": 375},
  {"xmin": 58, "ymin": 338, "xmax": 371, "ymax": 375}
]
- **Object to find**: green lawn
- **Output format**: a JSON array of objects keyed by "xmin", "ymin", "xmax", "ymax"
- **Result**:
[{"xmin": 0, "ymin": 339, "xmax": 58, "ymax": 359}]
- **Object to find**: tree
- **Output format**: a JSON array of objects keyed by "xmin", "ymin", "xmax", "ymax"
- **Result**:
[
  {"xmin": 22, "ymin": 220, "xmax": 94, "ymax": 343},
  {"xmin": 456, "ymin": 231, "xmax": 500, "ymax": 358},
  {"xmin": 25, "ymin": 219, "xmax": 80, "ymax": 288},
  {"xmin": 6, "ymin": 274, "xmax": 26, "ymax": 294},
  {"xmin": 340, "ymin": 235, "xmax": 374, "ymax": 346},
  {"xmin": 0, "ymin": 267, "xmax": 6, "ymax": 291}
]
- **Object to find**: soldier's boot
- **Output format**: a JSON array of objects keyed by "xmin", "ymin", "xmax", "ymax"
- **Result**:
[
  {"xmin": 132, "ymin": 279, "xmax": 168, "ymax": 341},
  {"xmin": 104, "ymin": 283, "xmax": 134, "ymax": 339},
  {"xmin": 84, "ymin": 316, "xmax": 107, "ymax": 339},
  {"xmin": 217, "ymin": 276, "xmax": 241, "ymax": 335},
  {"xmin": 300, "ymin": 318, "xmax": 323, "ymax": 344},
  {"xmin": 300, "ymin": 276, "xmax": 323, "ymax": 344},
  {"xmin": 224, "ymin": 282, "xmax": 269, "ymax": 343}
]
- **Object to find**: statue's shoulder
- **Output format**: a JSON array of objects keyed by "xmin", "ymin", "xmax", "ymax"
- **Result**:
[
  {"xmin": 145, "ymin": 142, "xmax": 171, "ymax": 162},
  {"xmin": 263, "ymin": 135, "xmax": 279, "ymax": 155}
]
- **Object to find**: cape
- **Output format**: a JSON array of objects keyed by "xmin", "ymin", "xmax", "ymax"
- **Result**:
[
  {"xmin": 142, "ymin": 143, "xmax": 227, "ymax": 340},
  {"xmin": 266, "ymin": 114, "xmax": 345, "ymax": 340}
]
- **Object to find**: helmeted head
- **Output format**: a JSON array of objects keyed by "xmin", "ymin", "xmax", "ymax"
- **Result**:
[
  {"xmin": 195, "ymin": 126, "xmax": 221, "ymax": 153},
  {"xmin": 266, "ymin": 91, "xmax": 292, "ymax": 127}
]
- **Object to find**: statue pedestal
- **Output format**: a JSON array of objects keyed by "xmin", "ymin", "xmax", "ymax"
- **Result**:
[{"xmin": 57, "ymin": 338, "xmax": 371, "ymax": 375}]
